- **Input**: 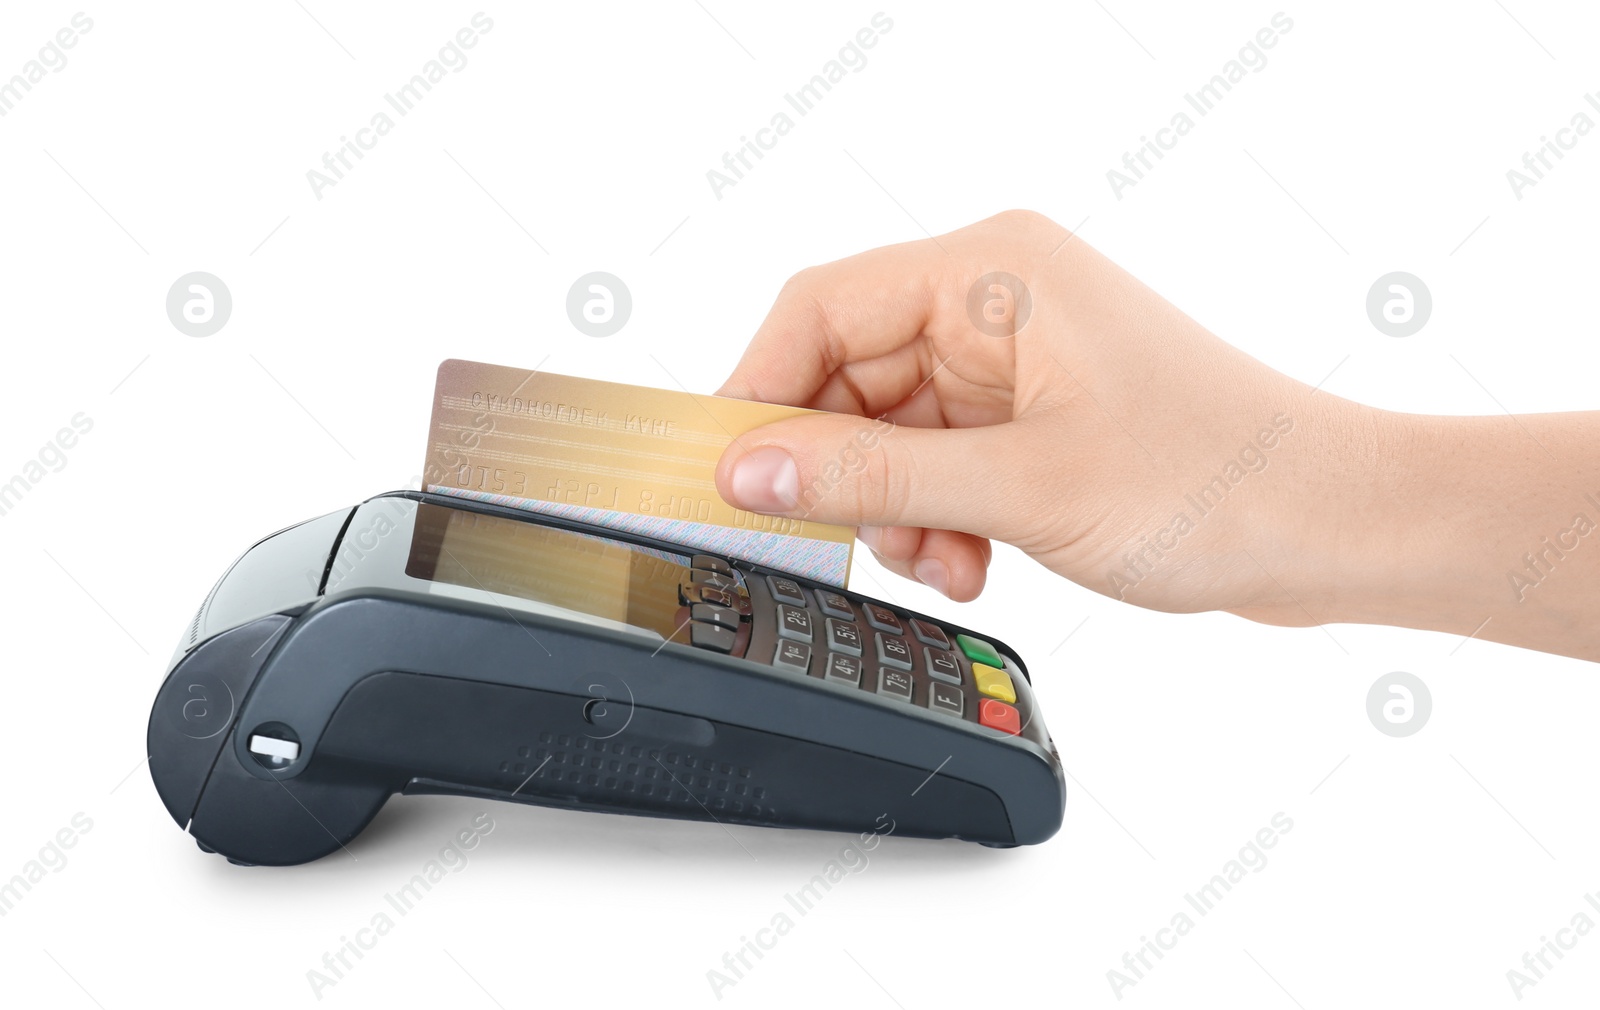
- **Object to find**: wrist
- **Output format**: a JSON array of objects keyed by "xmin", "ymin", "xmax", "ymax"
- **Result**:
[
  {"xmin": 1317, "ymin": 406, "xmax": 1473, "ymax": 630},
  {"xmin": 1297, "ymin": 406, "xmax": 1600, "ymax": 658},
  {"xmin": 1233, "ymin": 397, "xmax": 1485, "ymax": 634}
]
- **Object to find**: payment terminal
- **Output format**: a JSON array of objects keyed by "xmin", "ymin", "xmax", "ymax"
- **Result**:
[{"xmin": 147, "ymin": 491, "xmax": 1066, "ymax": 865}]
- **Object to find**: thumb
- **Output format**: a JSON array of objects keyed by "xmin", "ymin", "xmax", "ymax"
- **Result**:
[{"xmin": 714, "ymin": 413, "xmax": 1026, "ymax": 540}]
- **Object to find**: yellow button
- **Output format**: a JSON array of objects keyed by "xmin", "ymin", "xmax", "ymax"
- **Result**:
[{"xmin": 971, "ymin": 663, "xmax": 1015, "ymax": 704}]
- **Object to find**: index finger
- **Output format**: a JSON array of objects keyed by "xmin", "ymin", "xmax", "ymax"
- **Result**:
[{"xmin": 716, "ymin": 234, "xmax": 950, "ymax": 410}]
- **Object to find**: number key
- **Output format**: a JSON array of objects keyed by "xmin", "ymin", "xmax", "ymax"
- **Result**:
[
  {"xmin": 825, "ymin": 653, "xmax": 863, "ymax": 686},
  {"xmin": 817, "ymin": 591, "xmax": 855, "ymax": 620},
  {"xmin": 826, "ymin": 618, "xmax": 863, "ymax": 656},
  {"xmin": 863, "ymin": 604, "xmax": 903, "ymax": 635},
  {"xmin": 767, "ymin": 576, "xmax": 805, "ymax": 607},
  {"xmin": 875, "ymin": 633, "xmax": 913, "ymax": 670},
  {"xmin": 777, "ymin": 605, "xmax": 813, "ymax": 642},
  {"xmin": 925, "ymin": 648, "xmax": 961, "ymax": 684},
  {"xmin": 772, "ymin": 640, "xmax": 811, "ymax": 674},
  {"xmin": 876, "ymin": 667, "xmax": 913, "ymax": 702}
]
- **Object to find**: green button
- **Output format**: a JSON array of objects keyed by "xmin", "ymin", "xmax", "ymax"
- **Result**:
[{"xmin": 955, "ymin": 634, "xmax": 1002, "ymax": 667}]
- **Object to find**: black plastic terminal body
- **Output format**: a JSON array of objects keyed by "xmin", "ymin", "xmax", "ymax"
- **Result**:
[{"xmin": 147, "ymin": 491, "xmax": 1066, "ymax": 866}]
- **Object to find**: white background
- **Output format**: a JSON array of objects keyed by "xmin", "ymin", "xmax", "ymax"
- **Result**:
[{"xmin": 2, "ymin": 2, "xmax": 1598, "ymax": 1007}]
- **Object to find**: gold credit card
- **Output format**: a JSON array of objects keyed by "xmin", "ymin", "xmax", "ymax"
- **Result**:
[{"xmin": 422, "ymin": 359, "xmax": 855, "ymax": 586}]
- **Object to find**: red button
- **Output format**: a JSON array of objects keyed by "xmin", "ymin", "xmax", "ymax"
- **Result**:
[{"xmin": 978, "ymin": 699, "xmax": 1021, "ymax": 735}]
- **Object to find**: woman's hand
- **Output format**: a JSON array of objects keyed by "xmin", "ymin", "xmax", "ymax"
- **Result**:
[{"xmin": 713, "ymin": 211, "xmax": 1600, "ymax": 662}]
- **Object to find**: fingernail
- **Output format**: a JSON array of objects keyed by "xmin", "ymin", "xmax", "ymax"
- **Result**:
[
  {"xmin": 857, "ymin": 526, "xmax": 884, "ymax": 554},
  {"xmin": 729, "ymin": 446, "xmax": 799, "ymax": 512},
  {"xmin": 915, "ymin": 558, "xmax": 950, "ymax": 596}
]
